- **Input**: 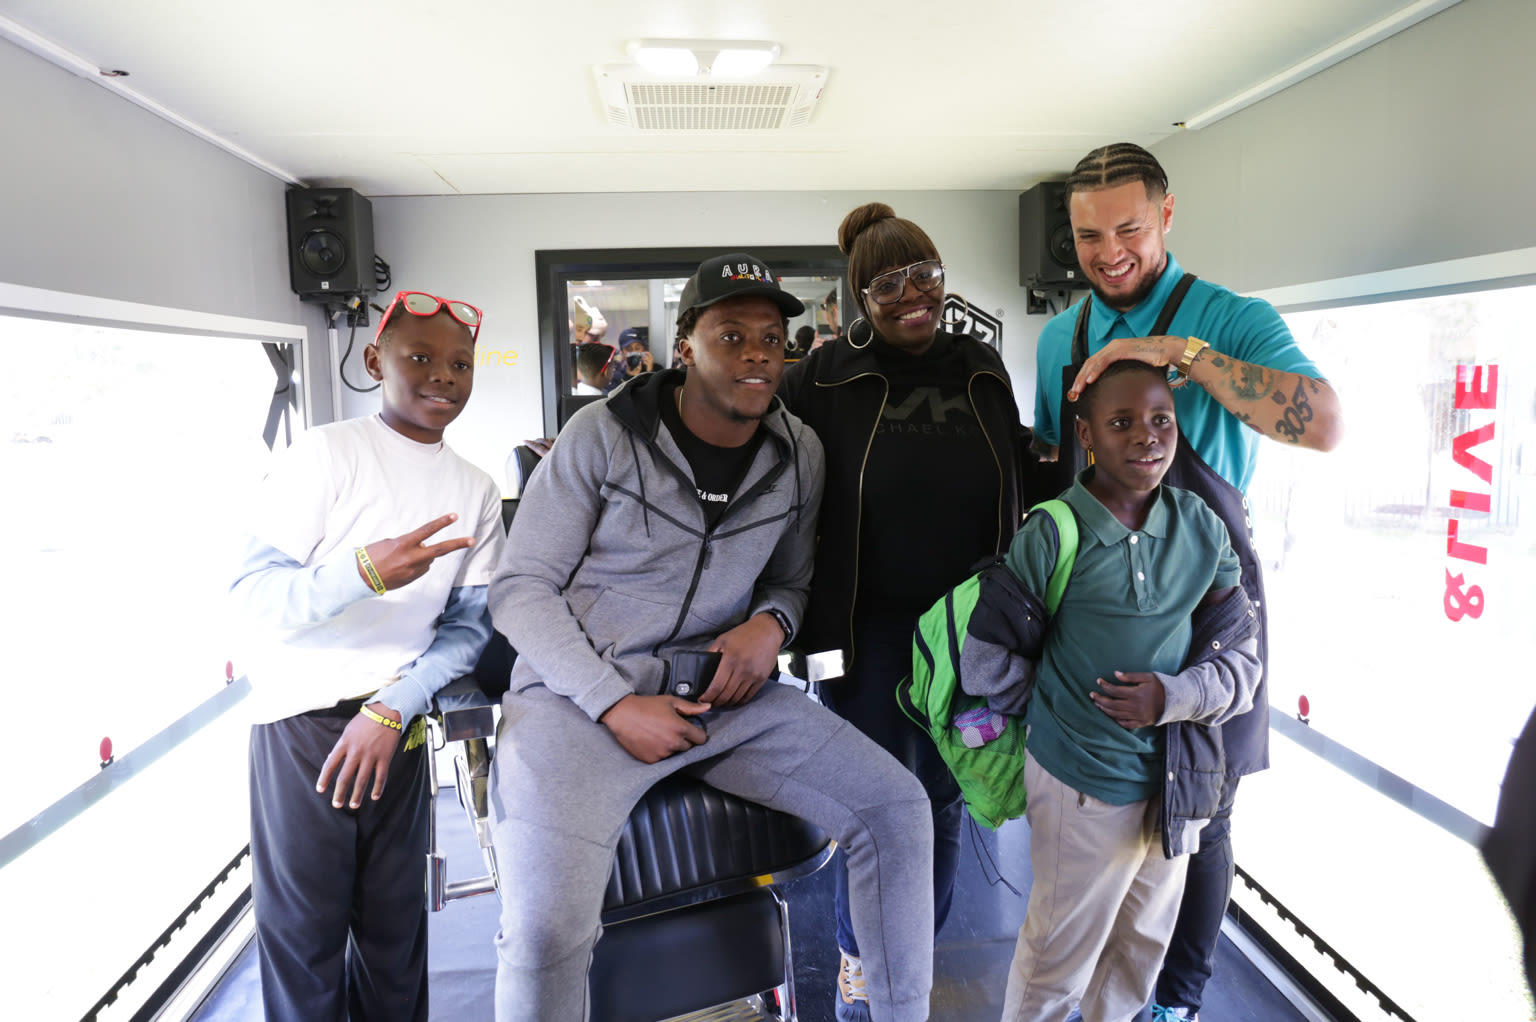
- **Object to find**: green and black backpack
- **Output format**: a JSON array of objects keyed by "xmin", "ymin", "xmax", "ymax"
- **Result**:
[{"xmin": 896, "ymin": 499, "xmax": 1078, "ymax": 829}]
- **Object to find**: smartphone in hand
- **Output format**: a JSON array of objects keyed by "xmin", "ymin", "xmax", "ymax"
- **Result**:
[{"xmin": 668, "ymin": 651, "xmax": 721, "ymax": 701}]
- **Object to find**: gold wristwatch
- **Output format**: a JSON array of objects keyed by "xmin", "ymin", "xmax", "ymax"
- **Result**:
[{"xmin": 1171, "ymin": 336, "xmax": 1209, "ymax": 385}]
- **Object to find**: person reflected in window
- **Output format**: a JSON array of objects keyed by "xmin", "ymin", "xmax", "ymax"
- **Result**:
[
  {"xmin": 570, "ymin": 297, "xmax": 609, "ymax": 389},
  {"xmin": 778, "ymin": 203, "xmax": 1047, "ymax": 1022},
  {"xmin": 570, "ymin": 295, "xmax": 607, "ymax": 345},
  {"xmin": 787, "ymin": 325, "xmax": 815, "ymax": 363},
  {"xmin": 606, "ymin": 326, "xmax": 655, "ymax": 392},
  {"xmin": 819, "ymin": 289, "xmax": 843, "ymax": 348},
  {"xmin": 574, "ymin": 342, "xmax": 614, "ymax": 396}
]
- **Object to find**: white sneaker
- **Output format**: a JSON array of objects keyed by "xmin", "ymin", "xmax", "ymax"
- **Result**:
[{"xmin": 835, "ymin": 949, "xmax": 871, "ymax": 1022}]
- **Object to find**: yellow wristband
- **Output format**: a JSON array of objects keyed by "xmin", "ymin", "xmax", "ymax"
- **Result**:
[
  {"xmin": 355, "ymin": 547, "xmax": 387, "ymax": 595},
  {"xmin": 359, "ymin": 704, "xmax": 403, "ymax": 731}
]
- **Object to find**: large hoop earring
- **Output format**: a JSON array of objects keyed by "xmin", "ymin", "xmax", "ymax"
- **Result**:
[
  {"xmin": 942, "ymin": 294, "xmax": 971, "ymax": 327},
  {"xmin": 847, "ymin": 316, "xmax": 875, "ymax": 349}
]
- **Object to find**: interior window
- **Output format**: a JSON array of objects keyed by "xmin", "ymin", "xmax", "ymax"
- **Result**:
[
  {"xmin": 0, "ymin": 311, "xmax": 300, "ymax": 1020},
  {"xmin": 1239, "ymin": 283, "xmax": 1535, "ymax": 1019},
  {"xmin": 536, "ymin": 248, "xmax": 846, "ymax": 437},
  {"xmin": 562, "ymin": 274, "xmax": 844, "ymax": 401}
]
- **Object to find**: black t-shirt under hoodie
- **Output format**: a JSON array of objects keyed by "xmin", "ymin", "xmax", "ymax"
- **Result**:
[{"xmin": 660, "ymin": 376, "xmax": 765, "ymax": 531}]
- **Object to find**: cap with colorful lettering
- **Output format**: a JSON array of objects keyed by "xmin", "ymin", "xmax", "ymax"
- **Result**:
[{"xmin": 677, "ymin": 252, "xmax": 805, "ymax": 320}]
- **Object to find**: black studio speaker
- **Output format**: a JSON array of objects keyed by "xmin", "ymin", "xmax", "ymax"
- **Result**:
[
  {"xmin": 285, "ymin": 187, "xmax": 375, "ymax": 299},
  {"xmin": 1018, "ymin": 182, "xmax": 1081, "ymax": 289}
]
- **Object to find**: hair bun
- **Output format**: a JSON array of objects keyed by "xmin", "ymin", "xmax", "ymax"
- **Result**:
[{"xmin": 837, "ymin": 202, "xmax": 897, "ymax": 255}]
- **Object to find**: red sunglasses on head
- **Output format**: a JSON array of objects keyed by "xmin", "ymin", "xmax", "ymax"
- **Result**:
[{"xmin": 376, "ymin": 291, "xmax": 483, "ymax": 342}]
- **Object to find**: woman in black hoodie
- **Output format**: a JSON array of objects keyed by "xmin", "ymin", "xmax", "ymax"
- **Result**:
[{"xmin": 778, "ymin": 202, "xmax": 1046, "ymax": 1021}]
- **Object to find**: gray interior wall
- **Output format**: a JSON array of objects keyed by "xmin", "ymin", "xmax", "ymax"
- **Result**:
[
  {"xmin": 24, "ymin": 0, "xmax": 1524, "ymax": 472},
  {"xmin": 368, "ymin": 190, "xmax": 1045, "ymax": 490},
  {"xmin": 1151, "ymin": 0, "xmax": 1535, "ymax": 295},
  {"xmin": 0, "ymin": 38, "xmax": 329, "ymax": 417}
]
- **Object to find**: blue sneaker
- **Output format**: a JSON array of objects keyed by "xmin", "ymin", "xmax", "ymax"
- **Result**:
[
  {"xmin": 835, "ymin": 950, "xmax": 871, "ymax": 1022},
  {"xmin": 1151, "ymin": 1006, "xmax": 1198, "ymax": 1021}
]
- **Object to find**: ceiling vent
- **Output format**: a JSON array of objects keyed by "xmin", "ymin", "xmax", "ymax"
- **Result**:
[{"xmin": 593, "ymin": 65, "xmax": 828, "ymax": 131}]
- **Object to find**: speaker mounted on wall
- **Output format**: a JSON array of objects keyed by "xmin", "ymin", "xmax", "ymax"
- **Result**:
[
  {"xmin": 1018, "ymin": 181, "xmax": 1081, "ymax": 290},
  {"xmin": 285, "ymin": 187, "xmax": 375, "ymax": 300}
]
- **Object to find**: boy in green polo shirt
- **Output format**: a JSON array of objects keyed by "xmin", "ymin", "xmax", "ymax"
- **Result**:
[{"xmin": 987, "ymin": 360, "xmax": 1262, "ymax": 1022}]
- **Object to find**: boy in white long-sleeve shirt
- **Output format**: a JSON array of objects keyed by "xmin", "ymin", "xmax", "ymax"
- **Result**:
[{"xmin": 231, "ymin": 291, "xmax": 503, "ymax": 1022}]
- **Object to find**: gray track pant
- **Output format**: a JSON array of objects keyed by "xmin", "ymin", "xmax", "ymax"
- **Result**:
[{"xmin": 488, "ymin": 682, "xmax": 935, "ymax": 1022}]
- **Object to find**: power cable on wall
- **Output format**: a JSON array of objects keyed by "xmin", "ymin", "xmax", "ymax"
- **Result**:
[
  {"xmin": 331, "ymin": 305, "xmax": 378, "ymax": 394},
  {"xmin": 329, "ymin": 254, "xmax": 392, "ymax": 395}
]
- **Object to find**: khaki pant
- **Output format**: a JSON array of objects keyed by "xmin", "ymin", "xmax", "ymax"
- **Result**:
[{"xmin": 1000, "ymin": 751, "xmax": 1189, "ymax": 1022}]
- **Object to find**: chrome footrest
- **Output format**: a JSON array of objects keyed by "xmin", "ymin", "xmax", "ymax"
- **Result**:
[
  {"xmin": 452, "ymin": 738, "xmax": 494, "ymax": 850},
  {"xmin": 661, "ymin": 995, "xmax": 782, "ymax": 1022}
]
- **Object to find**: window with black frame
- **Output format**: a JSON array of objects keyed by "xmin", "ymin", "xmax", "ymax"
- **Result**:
[{"xmin": 535, "ymin": 247, "xmax": 847, "ymax": 436}]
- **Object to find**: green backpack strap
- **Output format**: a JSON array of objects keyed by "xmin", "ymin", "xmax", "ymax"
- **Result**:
[{"xmin": 1032, "ymin": 499, "xmax": 1079, "ymax": 616}]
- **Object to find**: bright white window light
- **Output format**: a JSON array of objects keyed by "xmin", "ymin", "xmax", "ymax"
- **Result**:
[
  {"xmin": 625, "ymin": 39, "xmax": 781, "ymax": 79},
  {"xmin": 630, "ymin": 45, "xmax": 699, "ymax": 76},
  {"xmin": 710, "ymin": 46, "xmax": 780, "ymax": 78}
]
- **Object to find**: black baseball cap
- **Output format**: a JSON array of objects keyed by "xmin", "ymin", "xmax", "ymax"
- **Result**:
[{"xmin": 677, "ymin": 252, "xmax": 805, "ymax": 320}]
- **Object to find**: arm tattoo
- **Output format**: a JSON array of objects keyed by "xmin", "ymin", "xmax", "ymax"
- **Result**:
[
  {"xmin": 1273, "ymin": 377, "xmax": 1316, "ymax": 443},
  {"xmin": 1231, "ymin": 364, "xmax": 1275, "ymax": 401}
]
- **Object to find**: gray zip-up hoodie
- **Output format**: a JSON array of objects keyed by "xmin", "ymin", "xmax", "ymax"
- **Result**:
[{"xmin": 490, "ymin": 369, "xmax": 826, "ymax": 721}]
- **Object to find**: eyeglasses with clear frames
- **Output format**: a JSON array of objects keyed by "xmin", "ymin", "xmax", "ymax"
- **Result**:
[
  {"xmin": 861, "ymin": 260, "xmax": 945, "ymax": 305},
  {"xmin": 376, "ymin": 291, "xmax": 484, "ymax": 342}
]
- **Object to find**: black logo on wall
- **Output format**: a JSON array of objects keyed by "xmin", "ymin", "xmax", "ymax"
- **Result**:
[{"xmin": 943, "ymin": 294, "xmax": 1003, "ymax": 349}]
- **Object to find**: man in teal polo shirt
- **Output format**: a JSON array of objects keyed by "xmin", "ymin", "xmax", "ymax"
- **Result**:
[{"xmin": 1032, "ymin": 142, "xmax": 1344, "ymax": 1022}]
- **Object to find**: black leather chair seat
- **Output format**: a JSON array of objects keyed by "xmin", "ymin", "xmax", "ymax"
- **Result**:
[
  {"xmin": 429, "ymin": 674, "xmax": 833, "ymax": 1020},
  {"xmin": 592, "ymin": 773, "xmax": 829, "ymax": 1021},
  {"xmin": 603, "ymin": 773, "xmax": 831, "ymax": 923}
]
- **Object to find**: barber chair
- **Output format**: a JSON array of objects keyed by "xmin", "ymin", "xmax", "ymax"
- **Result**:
[
  {"xmin": 510, "ymin": 443, "xmax": 543, "ymax": 495},
  {"xmin": 499, "ymin": 444, "xmax": 544, "ymax": 533},
  {"xmin": 427, "ymin": 673, "xmax": 837, "ymax": 1022}
]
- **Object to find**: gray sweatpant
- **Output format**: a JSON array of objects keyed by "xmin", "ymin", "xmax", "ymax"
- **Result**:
[{"xmin": 488, "ymin": 681, "xmax": 935, "ymax": 1022}]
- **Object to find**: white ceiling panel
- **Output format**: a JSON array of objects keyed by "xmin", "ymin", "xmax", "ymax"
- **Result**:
[{"xmin": 0, "ymin": 0, "xmax": 1455, "ymax": 194}]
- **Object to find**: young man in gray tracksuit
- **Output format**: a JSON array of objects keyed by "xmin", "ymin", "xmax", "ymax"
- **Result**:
[{"xmin": 487, "ymin": 252, "xmax": 936, "ymax": 1022}]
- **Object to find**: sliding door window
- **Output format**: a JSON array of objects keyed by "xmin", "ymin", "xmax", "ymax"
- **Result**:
[
  {"xmin": 0, "ymin": 309, "xmax": 303, "ymax": 1020},
  {"xmin": 1239, "ymin": 282, "xmax": 1534, "ymax": 1020}
]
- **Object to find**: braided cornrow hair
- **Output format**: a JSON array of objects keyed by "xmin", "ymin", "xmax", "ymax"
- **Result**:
[{"xmin": 1064, "ymin": 142, "xmax": 1170, "ymax": 204}]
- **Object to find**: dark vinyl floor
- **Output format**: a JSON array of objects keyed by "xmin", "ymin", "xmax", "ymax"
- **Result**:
[{"xmin": 194, "ymin": 790, "xmax": 1307, "ymax": 1022}]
